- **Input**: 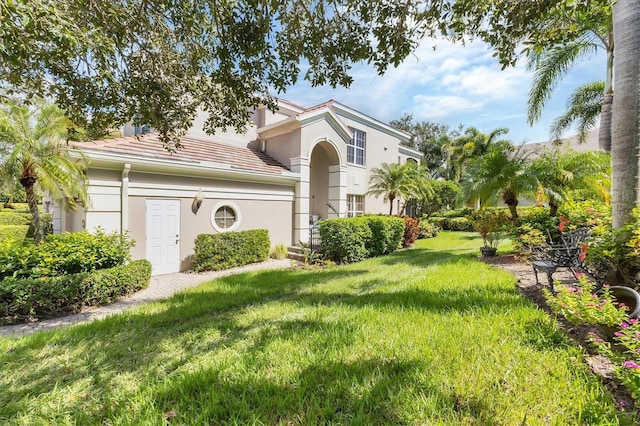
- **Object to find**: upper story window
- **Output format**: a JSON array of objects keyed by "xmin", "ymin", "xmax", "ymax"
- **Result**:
[{"xmin": 348, "ymin": 128, "xmax": 366, "ymax": 166}]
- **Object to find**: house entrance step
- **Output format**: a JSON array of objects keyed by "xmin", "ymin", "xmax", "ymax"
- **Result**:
[{"xmin": 287, "ymin": 246, "xmax": 306, "ymax": 262}]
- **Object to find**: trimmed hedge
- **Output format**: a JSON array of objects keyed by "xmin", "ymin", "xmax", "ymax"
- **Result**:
[
  {"xmin": 427, "ymin": 216, "xmax": 474, "ymax": 232},
  {"xmin": 365, "ymin": 216, "xmax": 405, "ymax": 257},
  {"xmin": 319, "ymin": 218, "xmax": 372, "ymax": 263},
  {"xmin": 0, "ymin": 212, "xmax": 31, "ymax": 225},
  {"xmin": 0, "ymin": 225, "xmax": 30, "ymax": 241},
  {"xmin": 0, "ymin": 230, "xmax": 133, "ymax": 280},
  {"xmin": 319, "ymin": 216, "xmax": 404, "ymax": 263},
  {"xmin": 193, "ymin": 229, "xmax": 270, "ymax": 272},
  {"xmin": 0, "ymin": 259, "xmax": 151, "ymax": 325}
]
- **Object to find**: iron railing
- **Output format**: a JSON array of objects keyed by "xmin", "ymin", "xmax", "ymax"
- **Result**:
[{"xmin": 309, "ymin": 223, "xmax": 321, "ymax": 252}]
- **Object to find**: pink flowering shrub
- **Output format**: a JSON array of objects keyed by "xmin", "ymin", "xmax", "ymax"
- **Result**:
[
  {"xmin": 589, "ymin": 319, "xmax": 640, "ymax": 402},
  {"xmin": 544, "ymin": 276, "xmax": 628, "ymax": 326}
]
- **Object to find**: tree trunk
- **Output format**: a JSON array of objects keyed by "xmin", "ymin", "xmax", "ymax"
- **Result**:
[
  {"xmin": 24, "ymin": 183, "xmax": 43, "ymax": 243},
  {"xmin": 599, "ymin": 94, "xmax": 613, "ymax": 152},
  {"xmin": 598, "ymin": 43, "xmax": 615, "ymax": 152},
  {"xmin": 611, "ymin": 0, "xmax": 640, "ymax": 228},
  {"xmin": 388, "ymin": 196, "xmax": 395, "ymax": 215},
  {"xmin": 549, "ymin": 201, "xmax": 558, "ymax": 217}
]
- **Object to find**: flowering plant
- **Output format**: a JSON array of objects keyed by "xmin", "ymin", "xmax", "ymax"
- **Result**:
[
  {"xmin": 544, "ymin": 276, "xmax": 628, "ymax": 326},
  {"xmin": 471, "ymin": 208, "xmax": 509, "ymax": 249},
  {"xmin": 589, "ymin": 319, "xmax": 640, "ymax": 402}
]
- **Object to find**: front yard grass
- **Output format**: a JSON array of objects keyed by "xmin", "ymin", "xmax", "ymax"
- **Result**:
[{"xmin": 0, "ymin": 232, "xmax": 634, "ymax": 424}]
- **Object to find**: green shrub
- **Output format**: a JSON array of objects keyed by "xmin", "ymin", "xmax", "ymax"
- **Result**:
[
  {"xmin": 419, "ymin": 220, "xmax": 439, "ymax": 239},
  {"xmin": 318, "ymin": 216, "xmax": 404, "ymax": 263},
  {"xmin": 364, "ymin": 216, "xmax": 404, "ymax": 256},
  {"xmin": 319, "ymin": 218, "xmax": 371, "ymax": 263},
  {"xmin": 270, "ymin": 243, "xmax": 288, "ymax": 260},
  {"xmin": 0, "ymin": 230, "xmax": 134, "ymax": 280},
  {"xmin": 418, "ymin": 181, "xmax": 461, "ymax": 216},
  {"xmin": 440, "ymin": 207, "xmax": 474, "ymax": 219},
  {"xmin": 558, "ymin": 200, "xmax": 611, "ymax": 231},
  {"xmin": 402, "ymin": 216, "xmax": 421, "ymax": 248},
  {"xmin": 82, "ymin": 259, "xmax": 152, "ymax": 306},
  {"xmin": 0, "ymin": 212, "xmax": 32, "ymax": 225},
  {"xmin": 0, "ymin": 225, "xmax": 30, "ymax": 242},
  {"xmin": 448, "ymin": 217, "xmax": 473, "ymax": 231},
  {"xmin": 511, "ymin": 207, "xmax": 558, "ymax": 244},
  {"xmin": 193, "ymin": 229, "xmax": 270, "ymax": 272},
  {"xmin": 427, "ymin": 216, "xmax": 447, "ymax": 230},
  {"xmin": 0, "ymin": 259, "xmax": 151, "ymax": 325}
]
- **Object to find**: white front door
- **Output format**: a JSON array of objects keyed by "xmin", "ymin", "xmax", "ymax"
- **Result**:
[{"xmin": 146, "ymin": 199, "xmax": 180, "ymax": 275}]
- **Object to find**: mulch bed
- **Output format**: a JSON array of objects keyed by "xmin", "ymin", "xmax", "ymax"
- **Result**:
[{"xmin": 481, "ymin": 254, "xmax": 636, "ymax": 413}]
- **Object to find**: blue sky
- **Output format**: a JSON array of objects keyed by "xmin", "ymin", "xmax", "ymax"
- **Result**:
[{"xmin": 282, "ymin": 39, "xmax": 607, "ymax": 144}]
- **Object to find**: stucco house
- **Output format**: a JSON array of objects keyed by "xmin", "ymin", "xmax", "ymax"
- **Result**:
[{"xmin": 54, "ymin": 99, "xmax": 422, "ymax": 275}]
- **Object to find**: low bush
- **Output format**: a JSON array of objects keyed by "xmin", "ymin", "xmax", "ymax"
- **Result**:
[
  {"xmin": 0, "ymin": 259, "xmax": 151, "ymax": 325},
  {"xmin": 419, "ymin": 220, "xmax": 438, "ymax": 239},
  {"xmin": 0, "ymin": 225, "xmax": 30, "ymax": 242},
  {"xmin": 0, "ymin": 212, "xmax": 31, "ymax": 226},
  {"xmin": 448, "ymin": 217, "xmax": 474, "ymax": 231},
  {"xmin": 426, "ymin": 215, "xmax": 474, "ymax": 232},
  {"xmin": 0, "ymin": 230, "xmax": 134, "ymax": 280},
  {"xmin": 193, "ymin": 229, "xmax": 270, "ymax": 272},
  {"xmin": 270, "ymin": 243, "xmax": 288, "ymax": 260},
  {"xmin": 365, "ymin": 216, "xmax": 404, "ymax": 256},
  {"xmin": 427, "ymin": 216, "xmax": 446, "ymax": 230},
  {"xmin": 319, "ymin": 216, "xmax": 404, "ymax": 263},
  {"xmin": 402, "ymin": 217, "xmax": 421, "ymax": 248},
  {"xmin": 319, "ymin": 218, "xmax": 371, "ymax": 263}
]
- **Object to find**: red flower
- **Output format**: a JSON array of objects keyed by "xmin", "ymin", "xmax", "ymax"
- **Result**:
[
  {"xmin": 579, "ymin": 244, "xmax": 588, "ymax": 261},
  {"xmin": 559, "ymin": 218, "xmax": 570, "ymax": 232}
]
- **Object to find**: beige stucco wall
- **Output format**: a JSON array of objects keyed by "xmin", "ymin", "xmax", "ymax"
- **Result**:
[
  {"xmin": 187, "ymin": 109, "xmax": 261, "ymax": 148},
  {"xmin": 334, "ymin": 114, "xmax": 406, "ymax": 215},
  {"xmin": 264, "ymin": 129, "xmax": 302, "ymax": 169},
  {"xmin": 128, "ymin": 195, "xmax": 294, "ymax": 270},
  {"xmin": 71, "ymin": 166, "xmax": 295, "ymax": 272}
]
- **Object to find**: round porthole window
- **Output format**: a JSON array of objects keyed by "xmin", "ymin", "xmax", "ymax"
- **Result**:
[{"xmin": 211, "ymin": 202, "xmax": 241, "ymax": 232}]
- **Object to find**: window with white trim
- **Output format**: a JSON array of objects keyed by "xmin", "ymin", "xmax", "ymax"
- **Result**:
[
  {"xmin": 348, "ymin": 128, "xmax": 366, "ymax": 165},
  {"xmin": 347, "ymin": 194, "xmax": 365, "ymax": 217},
  {"xmin": 210, "ymin": 202, "xmax": 241, "ymax": 232},
  {"xmin": 214, "ymin": 206, "xmax": 236, "ymax": 229}
]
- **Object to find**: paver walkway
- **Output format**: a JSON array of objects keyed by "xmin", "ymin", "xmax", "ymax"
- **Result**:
[{"xmin": 0, "ymin": 258, "xmax": 293, "ymax": 338}]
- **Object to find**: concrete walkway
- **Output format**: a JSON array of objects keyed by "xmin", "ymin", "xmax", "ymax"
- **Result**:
[{"xmin": 0, "ymin": 258, "xmax": 294, "ymax": 338}]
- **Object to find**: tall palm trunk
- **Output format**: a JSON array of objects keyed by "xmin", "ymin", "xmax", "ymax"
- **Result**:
[
  {"xmin": 611, "ymin": 0, "xmax": 640, "ymax": 228},
  {"xmin": 549, "ymin": 201, "xmax": 559, "ymax": 217},
  {"xmin": 388, "ymin": 195, "xmax": 395, "ymax": 215},
  {"xmin": 21, "ymin": 180, "xmax": 43, "ymax": 243},
  {"xmin": 599, "ymin": 42, "xmax": 614, "ymax": 152}
]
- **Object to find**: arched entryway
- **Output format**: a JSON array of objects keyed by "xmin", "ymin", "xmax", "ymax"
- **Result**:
[{"xmin": 309, "ymin": 140, "xmax": 343, "ymax": 223}]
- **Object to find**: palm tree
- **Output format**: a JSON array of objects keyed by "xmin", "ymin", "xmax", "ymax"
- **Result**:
[
  {"xmin": 549, "ymin": 81, "xmax": 604, "ymax": 144},
  {"xmin": 531, "ymin": 150, "xmax": 611, "ymax": 216},
  {"xmin": 461, "ymin": 144, "xmax": 537, "ymax": 219},
  {"xmin": 611, "ymin": 0, "xmax": 640, "ymax": 228},
  {"xmin": 447, "ymin": 127, "xmax": 510, "ymax": 183},
  {"xmin": 527, "ymin": 7, "xmax": 613, "ymax": 151},
  {"xmin": 368, "ymin": 162, "xmax": 427, "ymax": 216},
  {"xmin": 0, "ymin": 99, "xmax": 88, "ymax": 242}
]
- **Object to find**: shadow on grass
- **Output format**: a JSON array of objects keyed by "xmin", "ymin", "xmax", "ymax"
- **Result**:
[
  {"xmin": 0, "ymin": 250, "xmax": 631, "ymax": 424},
  {"xmin": 148, "ymin": 358, "xmax": 499, "ymax": 425}
]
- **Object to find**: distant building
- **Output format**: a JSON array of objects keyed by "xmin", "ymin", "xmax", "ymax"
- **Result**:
[{"xmin": 521, "ymin": 128, "xmax": 601, "ymax": 158}]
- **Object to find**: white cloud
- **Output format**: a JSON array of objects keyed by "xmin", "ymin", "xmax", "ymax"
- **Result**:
[{"xmin": 411, "ymin": 95, "xmax": 484, "ymax": 120}]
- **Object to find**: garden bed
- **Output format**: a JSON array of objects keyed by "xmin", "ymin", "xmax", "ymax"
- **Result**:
[{"xmin": 482, "ymin": 254, "xmax": 635, "ymax": 411}]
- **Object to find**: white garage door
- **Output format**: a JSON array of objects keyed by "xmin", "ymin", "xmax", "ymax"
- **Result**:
[{"xmin": 146, "ymin": 199, "xmax": 180, "ymax": 275}]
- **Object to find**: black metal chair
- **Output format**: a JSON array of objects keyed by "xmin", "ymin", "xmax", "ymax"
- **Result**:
[{"xmin": 531, "ymin": 227, "xmax": 590, "ymax": 291}]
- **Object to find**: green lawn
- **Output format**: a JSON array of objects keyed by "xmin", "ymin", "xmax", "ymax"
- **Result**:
[{"xmin": 0, "ymin": 232, "xmax": 634, "ymax": 425}]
